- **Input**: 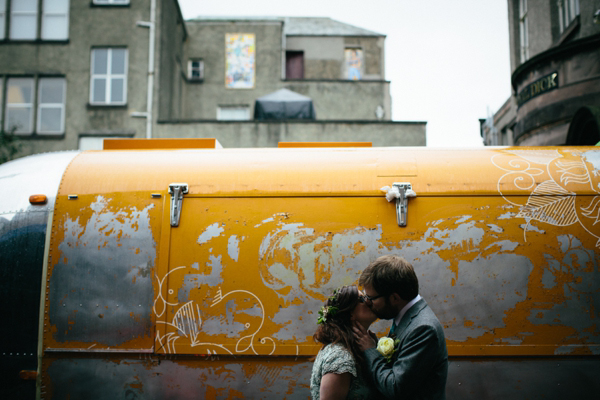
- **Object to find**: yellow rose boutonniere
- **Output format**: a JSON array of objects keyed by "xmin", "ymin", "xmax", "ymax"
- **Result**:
[{"xmin": 377, "ymin": 336, "xmax": 400, "ymax": 362}]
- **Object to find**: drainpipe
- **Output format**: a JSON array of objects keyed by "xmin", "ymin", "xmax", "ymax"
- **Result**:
[{"xmin": 133, "ymin": 0, "xmax": 156, "ymax": 139}]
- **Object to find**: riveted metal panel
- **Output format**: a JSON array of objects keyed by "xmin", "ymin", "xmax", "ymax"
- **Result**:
[{"xmin": 45, "ymin": 192, "xmax": 163, "ymax": 350}]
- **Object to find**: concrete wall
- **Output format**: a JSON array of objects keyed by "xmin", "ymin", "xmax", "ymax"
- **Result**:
[
  {"xmin": 180, "ymin": 20, "xmax": 391, "ymax": 120},
  {"xmin": 284, "ymin": 81, "xmax": 391, "ymax": 120},
  {"xmin": 155, "ymin": 120, "xmax": 426, "ymax": 147},
  {"xmin": 285, "ymin": 36, "xmax": 384, "ymax": 80},
  {"xmin": 182, "ymin": 20, "xmax": 284, "ymax": 120},
  {"xmin": 157, "ymin": 0, "xmax": 187, "ymax": 121}
]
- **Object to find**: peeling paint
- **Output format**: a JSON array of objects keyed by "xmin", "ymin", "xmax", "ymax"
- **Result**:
[
  {"xmin": 50, "ymin": 195, "xmax": 155, "ymax": 346},
  {"xmin": 228, "ymin": 235, "xmax": 240, "ymax": 262},
  {"xmin": 197, "ymin": 223, "xmax": 225, "ymax": 244}
]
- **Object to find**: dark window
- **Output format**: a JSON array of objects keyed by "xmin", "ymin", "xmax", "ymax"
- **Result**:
[{"xmin": 286, "ymin": 51, "xmax": 304, "ymax": 80}]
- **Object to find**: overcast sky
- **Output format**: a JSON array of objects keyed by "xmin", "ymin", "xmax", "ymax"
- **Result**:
[{"xmin": 178, "ymin": 0, "xmax": 512, "ymax": 147}]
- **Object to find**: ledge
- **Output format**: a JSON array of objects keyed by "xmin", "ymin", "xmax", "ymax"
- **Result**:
[
  {"xmin": 511, "ymin": 32, "xmax": 600, "ymax": 90},
  {"xmin": 157, "ymin": 119, "xmax": 426, "ymax": 125}
]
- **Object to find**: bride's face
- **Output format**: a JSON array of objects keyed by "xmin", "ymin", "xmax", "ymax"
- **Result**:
[{"xmin": 352, "ymin": 290, "xmax": 378, "ymax": 327}]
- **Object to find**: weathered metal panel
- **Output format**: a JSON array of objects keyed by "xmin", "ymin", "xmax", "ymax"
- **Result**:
[
  {"xmin": 446, "ymin": 358, "xmax": 600, "ymax": 398},
  {"xmin": 40, "ymin": 356, "xmax": 600, "ymax": 399},
  {"xmin": 0, "ymin": 211, "xmax": 47, "ymax": 399},
  {"xmin": 0, "ymin": 151, "xmax": 78, "ymax": 399},
  {"xmin": 45, "ymin": 193, "xmax": 162, "ymax": 350},
  {"xmin": 44, "ymin": 356, "xmax": 312, "ymax": 399}
]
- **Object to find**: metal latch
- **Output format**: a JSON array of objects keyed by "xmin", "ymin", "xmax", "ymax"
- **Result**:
[
  {"xmin": 168, "ymin": 183, "xmax": 188, "ymax": 227},
  {"xmin": 393, "ymin": 182, "xmax": 416, "ymax": 227},
  {"xmin": 382, "ymin": 183, "xmax": 417, "ymax": 227}
]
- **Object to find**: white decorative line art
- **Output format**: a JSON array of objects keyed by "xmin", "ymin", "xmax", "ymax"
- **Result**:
[
  {"xmin": 154, "ymin": 263, "xmax": 276, "ymax": 355},
  {"xmin": 492, "ymin": 150, "xmax": 600, "ymax": 247},
  {"xmin": 211, "ymin": 288, "xmax": 276, "ymax": 355}
]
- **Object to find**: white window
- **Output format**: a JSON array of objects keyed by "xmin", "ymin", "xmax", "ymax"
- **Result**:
[
  {"xmin": 5, "ymin": 78, "xmax": 34, "ymax": 134},
  {"xmin": 90, "ymin": 48, "xmax": 128, "ymax": 105},
  {"xmin": 0, "ymin": 0, "xmax": 6, "ymax": 40},
  {"xmin": 42, "ymin": 0, "xmax": 69, "ymax": 40},
  {"xmin": 188, "ymin": 60, "xmax": 204, "ymax": 81},
  {"xmin": 519, "ymin": 0, "xmax": 529, "ymax": 62},
  {"xmin": 558, "ymin": 0, "xmax": 580, "ymax": 33},
  {"xmin": 79, "ymin": 136, "xmax": 107, "ymax": 150},
  {"xmin": 217, "ymin": 106, "xmax": 250, "ymax": 121},
  {"xmin": 10, "ymin": 0, "xmax": 38, "ymax": 40},
  {"xmin": 37, "ymin": 77, "xmax": 65, "ymax": 133},
  {"xmin": 93, "ymin": 0, "xmax": 129, "ymax": 4},
  {"xmin": 0, "ymin": 79, "xmax": 3, "ymax": 126}
]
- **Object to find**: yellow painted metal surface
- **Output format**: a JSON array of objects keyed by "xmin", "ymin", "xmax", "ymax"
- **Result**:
[
  {"xmin": 45, "ymin": 146, "xmax": 600, "ymax": 360},
  {"xmin": 278, "ymin": 141, "xmax": 372, "ymax": 147},
  {"xmin": 103, "ymin": 138, "xmax": 222, "ymax": 150},
  {"xmin": 58, "ymin": 147, "xmax": 600, "ymax": 197}
]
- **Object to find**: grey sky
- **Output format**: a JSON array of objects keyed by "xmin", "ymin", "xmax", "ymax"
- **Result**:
[{"xmin": 178, "ymin": 0, "xmax": 511, "ymax": 147}]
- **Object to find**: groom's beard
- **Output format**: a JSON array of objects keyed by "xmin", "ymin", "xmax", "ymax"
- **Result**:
[{"xmin": 371, "ymin": 299, "xmax": 398, "ymax": 320}]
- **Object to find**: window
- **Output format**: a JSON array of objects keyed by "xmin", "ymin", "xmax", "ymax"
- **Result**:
[
  {"xmin": 2, "ymin": 77, "xmax": 66, "ymax": 135},
  {"xmin": 5, "ymin": 78, "xmax": 34, "ymax": 133},
  {"xmin": 519, "ymin": 0, "xmax": 529, "ymax": 62},
  {"xmin": 37, "ymin": 77, "xmax": 65, "ymax": 133},
  {"xmin": 3, "ymin": 0, "xmax": 69, "ymax": 40},
  {"xmin": 188, "ymin": 59, "xmax": 204, "ymax": 81},
  {"xmin": 41, "ymin": 0, "xmax": 69, "ymax": 40},
  {"xmin": 285, "ymin": 51, "xmax": 304, "ymax": 80},
  {"xmin": 0, "ymin": 0, "xmax": 6, "ymax": 40},
  {"xmin": 10, "ymin": 0, "xmax": 38, "ymax": 40},
  {"xmin": 558, "ymin": 0, "xmax": 580, "ymax": 33},
  {"xmin": 217, "ymin": 106, "xmax": 250, "ymax": 121},
  {"xmin": 93, "ymin": 0, "xmax": 129, "ymax": 4},
  {"xmin": 90, "ymin": 48, "xmax": 128, "ymax": 105}
]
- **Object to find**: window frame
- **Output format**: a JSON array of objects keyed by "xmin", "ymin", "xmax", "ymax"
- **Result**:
[
  {"xmin": 41, "ymin": 0, "xmax": 69, "ymax": 40},
  {"xmin": 1, "ymin": 76, "xmax": 67, "ymax": 136},
  {"xmin": 0, "ymin": 0, "xmax": 6, "ymax": 40},
  {"xmin": 9, "ymin": 0, "xmax": 39, "ymax": 40},
  {"xmin": 5, "ymin": 77, "xmax": 35, "ymax": 134},
  {"xmin": 187, "ymin": 59, "xmax": 204, "ymax": 81},
  {"xmin": 558, "ymin": 0, "xmax": 580, "ymax": 33},
  {"xmin": 89, "ymin": 48, "xmax": 128, "ymax": 106},
  {"xmin": 92, "ymin": 0, "xmax": 130, "ymax": 5},
  {"xmin": 519, "ymin": 0, "xmax": 529, "ymax": 63},
  {"xmin": 216, "ymin": 105, "xmax": 251, "ymax": 121},
  {"xmin": 36, "ymin": 77, "xmax": 66, "ymax": 134}
]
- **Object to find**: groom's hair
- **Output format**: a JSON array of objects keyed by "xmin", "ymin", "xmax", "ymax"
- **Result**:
[{"xmin": 359, "ymin": 255, "xmax": 418, "ymax": 301}]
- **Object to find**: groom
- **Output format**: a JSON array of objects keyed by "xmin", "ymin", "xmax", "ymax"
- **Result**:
[{"xmin": 353, "ymin": 255, "xmax": 448, "ymax": 399}]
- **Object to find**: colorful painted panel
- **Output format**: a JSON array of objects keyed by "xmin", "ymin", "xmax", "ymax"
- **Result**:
[
  {"xmin": 225, "ymin": 33, "xmax": 256, "ymax": 89},
  {"xmin": 345, "ymin": 48, "xmax": 363, "ymax": 80}
]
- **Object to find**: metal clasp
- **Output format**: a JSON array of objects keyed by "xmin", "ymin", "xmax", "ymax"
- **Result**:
[
  {"xmin": 168, "ymin": 183, "xmax": 188, "ymax": 227},
  {"xmin": 393, "ymin": 182, "xmax": 417, "ymax": 227}
]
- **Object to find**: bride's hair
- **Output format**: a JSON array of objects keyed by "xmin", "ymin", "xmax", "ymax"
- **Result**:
[{"xmin": 313, "ymin": 285, "xmax": 365, "ymax": 368}]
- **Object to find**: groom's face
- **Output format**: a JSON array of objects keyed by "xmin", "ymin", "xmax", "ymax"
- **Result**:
[{"xmin": 363, "ymin": 284, "xmax": 398, "ymax": 320}]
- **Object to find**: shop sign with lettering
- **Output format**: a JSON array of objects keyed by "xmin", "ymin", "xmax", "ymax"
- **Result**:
[{"xmin": 516, "ymin": 72, "xmax": 558, "ymax": 107}]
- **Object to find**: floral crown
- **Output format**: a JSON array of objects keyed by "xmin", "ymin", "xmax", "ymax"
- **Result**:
[{"xmin": 317, "ymin": 288, "xmax": 340, "ymax": 325}]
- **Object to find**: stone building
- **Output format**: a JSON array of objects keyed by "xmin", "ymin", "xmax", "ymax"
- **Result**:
[
  {"xmin": 485, "ymin": 0, "xmax": 600, "ymax": 146},
  {"xmin": 0, "ymin": 0, "xmax": 425, "ymax": 159}
]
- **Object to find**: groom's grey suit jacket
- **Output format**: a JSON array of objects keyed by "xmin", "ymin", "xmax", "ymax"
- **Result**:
[{"xmin": 364, "ymin": 299, "xmax": 448, "ymax": 399}]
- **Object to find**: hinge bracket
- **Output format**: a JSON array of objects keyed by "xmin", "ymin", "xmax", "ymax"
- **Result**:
[{"xmin": 168, "ymin": 183, "xmax": 188, "ymax": 227}]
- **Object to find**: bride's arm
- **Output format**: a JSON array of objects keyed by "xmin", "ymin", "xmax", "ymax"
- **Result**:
[{"xmin": 320, "ymin": 372, "xmax": 351, "ymax": 400}]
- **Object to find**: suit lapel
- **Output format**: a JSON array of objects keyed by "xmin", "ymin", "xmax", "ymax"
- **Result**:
[{"xmin": 396, "ymin": 299, "xmax": 427, "ymax": 338}]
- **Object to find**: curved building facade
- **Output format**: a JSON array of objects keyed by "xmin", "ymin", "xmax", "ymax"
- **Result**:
[{"xmin": 489, "ymin": 0, "xmax": 600, "ymax": 146}]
